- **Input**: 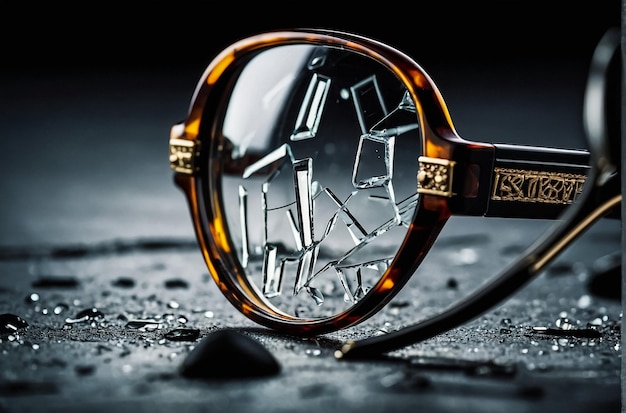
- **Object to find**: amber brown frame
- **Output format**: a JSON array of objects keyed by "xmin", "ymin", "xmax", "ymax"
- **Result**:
[{"xmin": 169, "ymin": 29, "xmax": 610, "ymax": 338}]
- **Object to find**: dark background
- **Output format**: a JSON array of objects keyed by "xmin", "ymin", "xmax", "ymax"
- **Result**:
[
  {"xmin": 1, "ymin": 0, "xmax": 619, "ymax": 247},
  {"xmin": 3, "ymin": 1, "xmax": 620, "ymax": 72}
]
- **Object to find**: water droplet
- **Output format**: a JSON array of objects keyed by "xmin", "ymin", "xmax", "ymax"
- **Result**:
[
  {"xmin": 126, "ymin": 319, "xmax": 163, "ymax": 331},
  {"xmin": 53, "ymin": 303, "xmax": 69, "ymax": 315},
  {"xmin": 555, "ymin": 317, "xmax": 575, "ymax": 330},
  {"xmin": 65, "ymin": 308, "xmax": 105, "ymax": 325},
  {"xmin": 577, "ymin": 294, "xmax": 592, "ymax": 309},
  {"xmin": 0, "ymin": 313, "xmax": 29, "ymax": 334},
  {"xmin": 204, "ymin": 311, "xmax": 214, "ymax": 318},
  {"xmin": 167, "ymin": 300, "xmax": 180, "ymax": 309},
  {"xmin": 305, "ymin": 348, "xmax": 322, "ymax": 357},
  {"xmin": 164, "ymin": 328, "xmax": 200, "ymax": 342},
  {"xmin": 26, "ymin": 293, "xmax": 40, "ymax": 303}
]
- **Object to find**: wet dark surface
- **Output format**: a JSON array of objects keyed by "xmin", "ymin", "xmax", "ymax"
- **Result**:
[{"xmin": 0, "ymin": 3, "xmax": 622, "ymax": 413}]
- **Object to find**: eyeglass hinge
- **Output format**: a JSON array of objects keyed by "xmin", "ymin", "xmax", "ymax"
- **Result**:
[
  {"xmin": 169, "ymin": 123, "xmax": 199, "ymax": 174},
  {"xmin": 417, "ymin": 156, "xmax": 455, "ymax": 198},
  {"xmin": 169, "ymin": 138, "xmax": 199, "ymax": 174}
]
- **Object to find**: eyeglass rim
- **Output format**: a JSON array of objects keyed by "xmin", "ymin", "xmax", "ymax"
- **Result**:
[{"xmin": 170, "ymin": 29, "xmax": 470, "ymax": 335}]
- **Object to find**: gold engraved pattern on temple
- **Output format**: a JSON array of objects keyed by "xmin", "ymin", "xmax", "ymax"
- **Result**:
[
  {"xmin": 491, "ymin": 167, "xmax": 586, "ymax": 204},
  {"xmin": 417, "ymin": 156, "xmax": 455, "ymax": 197},
  {"xmin": 169, "ymin": 138, "xmax": 198, "ymax": 174}
]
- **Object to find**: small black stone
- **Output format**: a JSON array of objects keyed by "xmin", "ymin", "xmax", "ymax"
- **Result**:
[{"xmin": 180, "ymin": 329, "xmax": 280, "ymax": 379}]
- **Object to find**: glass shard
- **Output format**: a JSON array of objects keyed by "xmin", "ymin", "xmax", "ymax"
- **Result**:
[
  {"xmin": 351, "ymin": 75, "xmax": 388, "ymax": 134},
  {"xmin": 238, "ymin": 185, "xmax": 250, "ymax": 268},
  {"xmin": 262, "ymin": 244, "xmax": 282, "ymax": 297},
  {"xmin": 291, "ymin": 73, "xmax": 331, "ymax": 141}
]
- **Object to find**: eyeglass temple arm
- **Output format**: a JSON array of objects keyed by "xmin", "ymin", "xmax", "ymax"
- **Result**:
[
  {"xmin": 480, "ymin": 143, "xmax": 592, "ymax": 219},
  {"xmin": 336, "ymin": 169, "xmax": 620, "ymax": 359}
]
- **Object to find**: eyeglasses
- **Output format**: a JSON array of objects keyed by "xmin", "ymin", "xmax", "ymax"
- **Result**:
[{"xmin": 169, "ymin": 28, "xmax": 621, "ymax": 358}]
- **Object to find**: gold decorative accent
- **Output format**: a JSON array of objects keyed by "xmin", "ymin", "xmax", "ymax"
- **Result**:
[
  {"xmin": 417, "ymin": 156, "xmax": 455, "ymax": 197},
  {"xmin": 491, "ymin": 167, "xmax": 585, "ymax": 204},
  {"xmin": 169, "ymin": 138, "xmax": 198, "ymax": 174}
]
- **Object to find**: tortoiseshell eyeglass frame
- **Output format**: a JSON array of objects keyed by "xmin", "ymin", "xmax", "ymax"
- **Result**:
[{"xmin": 168, "ymin": 29, "xmax": 618, "ymax": 342}]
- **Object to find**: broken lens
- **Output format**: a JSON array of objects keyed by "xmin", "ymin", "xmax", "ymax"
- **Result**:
[{"xmin": 215, "ymin": 44, "xmax": 423, "ymax": 319}]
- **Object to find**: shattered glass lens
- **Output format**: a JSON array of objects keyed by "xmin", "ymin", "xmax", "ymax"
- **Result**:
[{"xmin": 216, "ymin": 44, "xmax": 422, "ymax": 319}]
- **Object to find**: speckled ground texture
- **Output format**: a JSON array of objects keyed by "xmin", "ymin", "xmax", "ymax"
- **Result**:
[{"xmin": 0, "ymin": 6, "xmax": 622, "ymax": 413}]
